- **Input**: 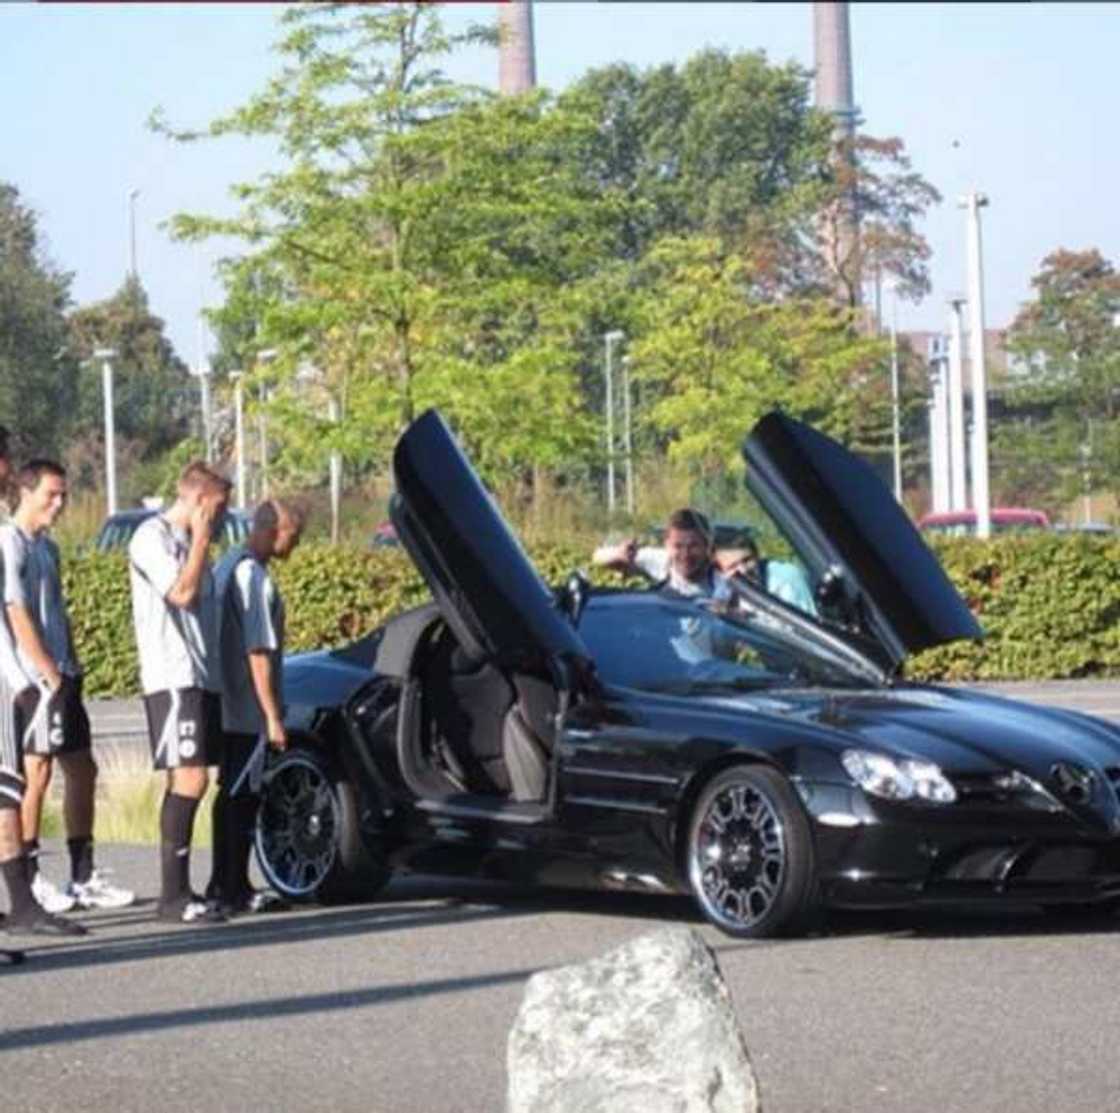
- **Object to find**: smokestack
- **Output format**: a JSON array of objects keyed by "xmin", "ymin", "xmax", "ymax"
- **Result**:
[
  {"xmin": 499, "ymin": 1, "xmax": 536, "ymax": 95},
  {"xmin": 813, "ymin": 2, "xmax": 856, "ymax": 140},
  {"xmin": 813, "ymin": 2, "xmax": 861, "ymax": 307}
]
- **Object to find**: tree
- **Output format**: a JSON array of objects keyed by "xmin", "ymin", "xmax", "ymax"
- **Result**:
[
  {"xmin": 158, "ymin": 3, "xmax": 612, "ymax": 492},
  {"xmin": 0, "ymin": 182, "xmax": 78, "ymax": 458},
  {"xmin": 67, "ymin": 275, "xmax": 194, "ymax": 495},
  {"xmin": 1002, "ymin": 248, "xmax": 1120, "ymax": 507},
  {"xmin": 628, "ymin": 236, "xmax": 889, "ymax": 477},
  {"xmin": 559, "ymin": 50, "xmax": 830, "ymax": 265},
  {"xmin": 812, "ymin": 134, "xmax": 942, "ymax": 309}
]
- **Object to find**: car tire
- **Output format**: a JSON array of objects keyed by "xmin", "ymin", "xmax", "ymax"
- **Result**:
[
  {"xmin": 686, "ymin": 764, "xmax": 817, "ymax": 939},
  {"xmin": 254, "ymin": 742, "xmax": 391, "ymax": 905}
]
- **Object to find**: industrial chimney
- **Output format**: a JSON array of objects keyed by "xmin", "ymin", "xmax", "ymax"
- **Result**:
[
  {"xmin": 813, "ymin": 2, "xmax": 861, "ymax": 307},
  {"xmin": 499, "ymin": 1, "xmax": 536, "ymax": 95}
]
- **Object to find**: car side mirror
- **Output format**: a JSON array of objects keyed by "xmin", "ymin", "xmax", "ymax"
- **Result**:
[
  {"xmin": 558, "ymin": 570, "xmax": 591, "ymax": 627},
  {"xmin": 816, "ymin": 564, "xmax": 860, "ymax": 628}
]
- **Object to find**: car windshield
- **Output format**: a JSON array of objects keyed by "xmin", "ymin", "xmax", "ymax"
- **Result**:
[{"xmin": 579, "ymin": 595, "xmax": 867, "ymax": 694}]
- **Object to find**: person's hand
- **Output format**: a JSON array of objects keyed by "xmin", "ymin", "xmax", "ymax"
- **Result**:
[
  {"xmin": 265, "ymin": 714, "xmax": 288, "ymax": 752},
  {"xmin": 41, "ymin": 669, "xmax": 63, "ymax": 694},
  {"xmin": 189, "ymin": 496, "xmax": 220, "ymax": 546}
]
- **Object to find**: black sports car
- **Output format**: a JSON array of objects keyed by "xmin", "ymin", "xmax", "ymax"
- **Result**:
[{"xmin": 256, "ymin": 409, "xmax": 1120, "ymax": 938}]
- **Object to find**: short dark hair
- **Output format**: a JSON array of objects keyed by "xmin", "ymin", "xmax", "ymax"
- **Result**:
[
  {"xmin": 253, "ymin": 498, "xmax": 305, "ymax": 534},
  {"xmin": 17, "ymin": 459, "xmax": 66, "ymax": 491},
  {"xmin": 666, "ymin": 507, "xmax": 712, "ymax": 542}
]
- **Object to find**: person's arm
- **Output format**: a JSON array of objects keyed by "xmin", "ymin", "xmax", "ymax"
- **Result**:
[
  {"xmin": 591, "ymin": 538, "xmax": 639, "ymax": 573},
  {"xmin": 248, "ymin": 651, "xmax": 286, "ymax": 750},
  {"xmin": 0, "ymin": 531, "xmax": 59, "ymax": 690},
  {"xmin": 165, "ymin": 499, "xmax": 220, "ymax": 609},
  {"xmin": 6, "ymin": 606, "xmax": 60, "ymax": 691},
  {"xmin": 237, "ymin": 562, "xmax": 286, "ymax": 749}
]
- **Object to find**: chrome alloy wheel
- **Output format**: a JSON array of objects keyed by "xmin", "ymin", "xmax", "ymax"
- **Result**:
[
  {"xmin": 255, "ymin": 752, "xmax": 341, "ymax": 898},
  {"xmin": 689, "ymin": 779, "xmax": 786, "ymax": 933}
]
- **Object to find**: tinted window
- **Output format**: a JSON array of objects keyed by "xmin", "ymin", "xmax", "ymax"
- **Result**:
[{"xmin": 579, "ymin": 596, "xmax": 862, "ymax": 693}]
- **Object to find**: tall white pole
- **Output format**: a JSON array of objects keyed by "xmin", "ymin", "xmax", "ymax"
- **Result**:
[
  {"xmin": 199, "ymin": 364, "xmax": 214, "ymax": 464},
  {"xmin": 258, "ymin": 385, "xmax": 269, "ymax": 499},
  {"xmin": 95, "ymin": 349, "xmax": 118, "ymax": 515},
  {"xmin": 947, "ymin": 298, "xmax": 968, "ymax": 511},
  {"xmin": 927, "ymin": 337, "xmax": 951, "ymax": 513},
  {"xmin": 622, "ymin": 355, "xmax": 634, "ymax": 516},
  {"xmin": 889, "ymin": 286, "xmax": 902, "ymax": 502},
  {"xmin": 961, "ymin": 192, "xmax": 991, "ymax": 538},
  {"xmin": 328, "ymin": 395, "xmax": 342, "ymax": 544},
  {"xmin": 604, "ymin": 331, "xmax": 624, "ymax": 515},
  {"xmin": 128, "ymin": 188, "xmax": 140, "ymax": 279},
  {"xmin": 256, "ymin": 349, "xmax": 276, "ymax": 500},
  {"xmin": 231, "ymin": 372, "xmax": 246, "ymax": 508}
]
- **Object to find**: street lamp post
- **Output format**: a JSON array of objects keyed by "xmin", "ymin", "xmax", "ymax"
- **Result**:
[
  {"xmin": 328, "ymin": 395, "xmax": 342, "ymax": 544},
  {"xmin": 256, "ymin": 349, "xmax": 277, "ymax": 500},
  {"xmin": 128, "ymin": 188, "xmax": 140, "ymax": 279},
  {"xmin": 947, "ymin": 297, "xmax": 968, "ymax": 511},
  {"xmin": 230, "ymin": 370, "xmax": 247, "ymax": 508},
  {"xmin": 622, "ymin": 354, "xmax": 635, "ymax": 516},
  {"xmin": 191, "ymin": 360, "xmax": 214, "ymax": 464},
  {"xmin": 960, "ymin": 191, "xmax": 992, "ymax": 538},
  {"xmin": 888, "ymin": 282, "xmax": 902, "ymax": 502},
  {"xmin": 93, "ymin": 347, "xmax": 118, "ymax": 515},
  {"xmin": 603, "ymin": 330, "xmax": 625, "ymax": 515}
]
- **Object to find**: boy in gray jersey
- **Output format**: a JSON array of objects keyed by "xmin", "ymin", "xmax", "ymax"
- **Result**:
[
  {"xmin": 207, "ymin": 499, "xmax": 303, "ymax": 913},
  {"xmin": 0, "ymin": 440, "xmax": 82, "ymax": 938},
  {"xmin": 0, "ymin": 460, "xmax": 98, "ymax": 936},
  {"xmin": 128, "ymin": 461, "xmax": 231, "ymax": 924}
]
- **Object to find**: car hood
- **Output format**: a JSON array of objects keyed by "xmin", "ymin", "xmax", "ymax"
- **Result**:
[
  {"xmin": 743, "ymin": 412, "xmax": 982, "ymax": 669},
  {"xmin": 690, "ymin": 683, "xmax": 1120, "ymax": 830},
  {"xmin": 283, "ymin": 646, "xmax": 374, "ymax": 712}
]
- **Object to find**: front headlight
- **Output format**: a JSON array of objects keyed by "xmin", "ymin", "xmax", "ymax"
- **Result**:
[{"xmin": 841, "ymin": 749, "xmax": 957, "ymax": 804}]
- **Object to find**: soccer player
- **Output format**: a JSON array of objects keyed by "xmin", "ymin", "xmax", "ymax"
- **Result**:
[
  {"xmin": 128, "ymin": 461, "xmax": 230, "ymax": 924},
  {"xmin": 208, "ymin": 499, "xmax": 303, "ymax": 914}
]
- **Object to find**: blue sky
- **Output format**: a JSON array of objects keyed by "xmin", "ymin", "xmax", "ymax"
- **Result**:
[{"xmin": 3, "ymin": 2, "xmax": 1118, "ymax": 363}]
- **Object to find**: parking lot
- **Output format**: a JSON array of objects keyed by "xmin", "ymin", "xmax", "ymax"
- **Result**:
[{"xmin": 3, "ymin": 679, "xmax": 1119, "ymax": 1113}]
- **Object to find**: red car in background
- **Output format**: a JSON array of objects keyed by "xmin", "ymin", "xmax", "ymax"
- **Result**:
[{"xmin": 917, "ymin": 507, "xmax": 1050, "ymax": 535}]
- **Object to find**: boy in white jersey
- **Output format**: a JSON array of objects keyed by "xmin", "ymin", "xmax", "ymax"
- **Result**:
[
  {"xmin": 0, "ymin": 444, "xmax": 84, "ymax": 937},
  {"xmin": 128, "ymin": 461, "xmax": 230, "ymax": 924},
  {"xmin": 208, "ymin": 499, "xmax": 303, "ymax": 913},
  {"xmin": 1, "ymin": 460, "xmax": 133, "ymax": 918}
]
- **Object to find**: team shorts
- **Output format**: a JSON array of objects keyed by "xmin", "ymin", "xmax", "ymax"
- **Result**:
[
  {"xmin": 143, "ymin": 687, "xmax": 221, "ymax": 770},
  {"xmin": 0, "ymin": 674, "xmax": 23, "ymax": 807},
  {"xmin": 217, "ymin": 730, "xmax": 268, "ymax": 797},
  {"xmin": 15, "ymin": 675, "xmax": 92, "ymax": 758}
]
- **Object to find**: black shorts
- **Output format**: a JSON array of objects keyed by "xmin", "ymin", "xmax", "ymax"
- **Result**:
[
  {"xmin": 143, "ymin": 687, "xmax": 221, "ymax": 771},
  {"xmin": 217, "ymin": 731, "xmax": 268, "ymax": 797},
  {"xmin": 15, "ymin": 675, "xmax": 92, "ymax": 758}
]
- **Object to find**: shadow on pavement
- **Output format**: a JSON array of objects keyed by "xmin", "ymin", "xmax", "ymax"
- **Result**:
[{"xmin": 0, "ymin": 962, "xmax": 540, "ymax": 1052}]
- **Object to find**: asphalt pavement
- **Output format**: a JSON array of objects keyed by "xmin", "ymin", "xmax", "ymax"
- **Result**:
[{"xmin": 2, "ymin": 680, "xmax": 1117, "ymax": 1113}]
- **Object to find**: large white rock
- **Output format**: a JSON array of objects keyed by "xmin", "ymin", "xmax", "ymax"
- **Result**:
[{"xmin": 507, "ymin": 926, "xmax": 760, "ymax": 1113}]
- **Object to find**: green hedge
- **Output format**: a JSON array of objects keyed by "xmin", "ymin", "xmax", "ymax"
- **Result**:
[{"xmin": 60, "ymin": 535, "xmax": 1120, "ymax": 697}]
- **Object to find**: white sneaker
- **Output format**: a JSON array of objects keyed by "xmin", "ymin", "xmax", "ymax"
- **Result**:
[
  {"xmin": 31, "ymin": 871, "xmax": 77, "ymax": 914},
  {"xmin": 67, "ymin": 869, "xmax": 135, "ymax": 910}
]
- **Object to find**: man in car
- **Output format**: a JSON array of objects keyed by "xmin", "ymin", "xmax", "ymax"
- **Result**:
[
  {"xmin": 2, "ymin": 462, "xmax": 131, "ymax": 931},
  {"xmin": 594, "ymin": 510, "xmax": 817, "ymax": 615},
  {"xmin": 593, "ymin": 508, "xmax": 736, "ymax": 602},
  {"xmin": 128, "ymin": 461, "xmax": 231, "ymax": 924},
  {"xmin": 206, "ymin": 498, "xmax": 303, "ymax": 915}
]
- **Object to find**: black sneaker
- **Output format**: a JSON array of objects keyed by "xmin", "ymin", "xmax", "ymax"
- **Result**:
[
  {"xmin": 5, "ymin": 906, "xmax": 89, "ymax": 937},
  {"xmin": 157, "ymin": 896, "xmax": 228, "ymax": 925}
]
